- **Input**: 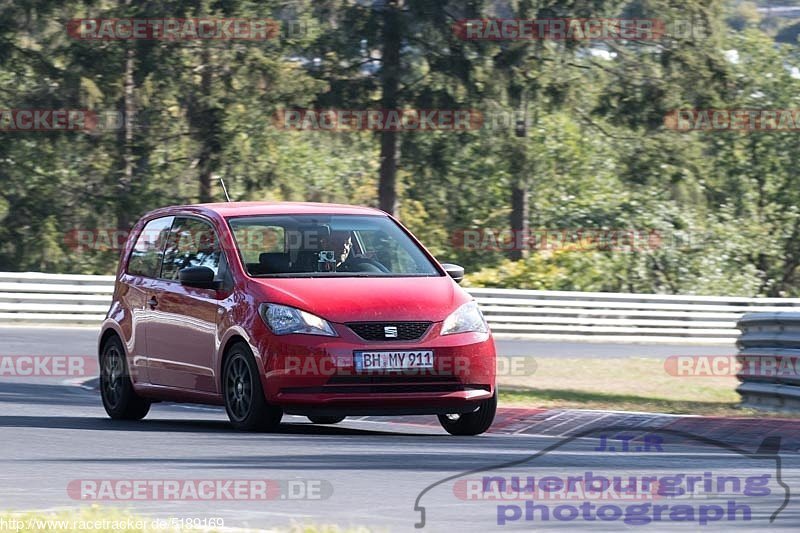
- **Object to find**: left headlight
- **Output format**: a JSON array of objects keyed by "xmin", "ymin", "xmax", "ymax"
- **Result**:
[
  {"xmin": 441, "ymin": 301, "xmax": 488, "ymax": 335},
  {"xmin": 259, "ymin": 303, "xmax": 337, "ymax": 336}
]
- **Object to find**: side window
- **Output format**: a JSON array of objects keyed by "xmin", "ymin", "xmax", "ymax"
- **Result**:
[
  {"xmin": 127, "ymin": 216, "xmax": 174, "ymax": 278},
  {"xmin": 161, "ymin": 217, "xmax": 222, "ymax": 280}
]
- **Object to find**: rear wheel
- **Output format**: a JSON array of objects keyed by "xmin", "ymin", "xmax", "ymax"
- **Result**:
[
  {"xmin": 100, "ymin": 335, "xmax": 150, "ymax": 420},
  {"xmin": 437, "ymin": 391, "xmax": 497, "ymax": 436},
  {"xmin": 307, "ymin": 415, "xmax": 346, "ymax": 425},
  {"xmin": 223, "ymin": 343, "xmax": 282, "ymax": 431}
]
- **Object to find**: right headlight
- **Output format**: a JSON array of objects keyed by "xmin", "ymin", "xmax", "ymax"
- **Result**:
[
  {"xmin": 259, "ymin": 303, "xmax": 337, "ymax": 336},
  {"xmin": 441, "ymin": 301, "xmax": 488, "ymax": 335}
]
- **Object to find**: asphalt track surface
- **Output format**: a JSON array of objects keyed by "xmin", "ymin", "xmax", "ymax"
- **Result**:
[{"xmin": 0, "ymin": 326, "xmax": 795, "ymax": 531}]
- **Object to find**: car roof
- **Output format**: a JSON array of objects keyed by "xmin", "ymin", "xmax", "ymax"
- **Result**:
[{"xmin": 150, "ymin": 201, "xmax": 387, "ymax": 219}]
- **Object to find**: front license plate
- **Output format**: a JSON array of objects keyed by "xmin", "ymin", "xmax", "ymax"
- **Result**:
[{"xmin": 354, "ymin": 350, "xmax": 434, "ymax": 372}]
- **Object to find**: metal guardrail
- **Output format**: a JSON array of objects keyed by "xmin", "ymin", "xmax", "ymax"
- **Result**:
[
  {"xmin": 2, "ymin": 272, "xmax": 800, "ymax": 343},
  {"xmin": 736, "ymin": 313, "xmax": 800, "ymax": 410}
]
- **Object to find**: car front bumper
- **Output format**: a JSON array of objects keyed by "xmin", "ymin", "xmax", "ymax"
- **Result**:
[{"xmin": 252, "ymin": 322, "xmax": 496, "ymax": 416}]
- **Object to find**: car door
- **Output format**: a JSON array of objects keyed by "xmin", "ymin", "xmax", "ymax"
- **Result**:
[
  {"xmin": 121, "ymin": 215, "xmax": 174, "ymax": 385},
  {"xmin": 146, "ymin": 216, "xmax": 229, "ymax": 392}
]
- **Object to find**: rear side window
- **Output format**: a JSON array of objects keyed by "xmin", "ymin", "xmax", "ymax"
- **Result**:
[
  {"xmin": 127, "ymin": 216, "xmax": 174, "ymax": 278},
  {"xmin": 161, "ymin": 217, "xmax": 222, "ymax": 280}
]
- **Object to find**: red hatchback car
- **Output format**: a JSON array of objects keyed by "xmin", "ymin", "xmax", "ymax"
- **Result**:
[{"xmin": 99, "ymin": 202, "xmax": 497, "ymax": 435}]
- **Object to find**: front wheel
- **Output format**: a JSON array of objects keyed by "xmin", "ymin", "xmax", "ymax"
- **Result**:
[
  {"xmin": 437, "ymin": 391, "xmax": 497, "ymax": 436},
  {"xmin": 223, "ymin": 343, "xmax": 282, "ymax": 431},
  {"xmin": 100, "ymin": 335, "xmax": 151, "ymax": 420},
  {"xmin": 307, "ymin": 415, "xmax": 346, "ymax": 425}
]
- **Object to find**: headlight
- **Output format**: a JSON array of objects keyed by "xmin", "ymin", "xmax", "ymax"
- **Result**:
[
  {"xmin": 441, "ymin": 301, "xmax": 488, "ymax": 335},
  {"xmin": 259, "ymin": 303, "xmax": 337, "ymax": 336}
]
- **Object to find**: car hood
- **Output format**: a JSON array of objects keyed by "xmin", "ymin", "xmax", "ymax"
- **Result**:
[{"xmin": 248, "ymin": 276, "xmax": 469, "ymax": 323}]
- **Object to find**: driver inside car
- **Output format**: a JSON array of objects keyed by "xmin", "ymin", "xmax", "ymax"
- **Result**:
[{"xmin": 327, "ymin": 231, "xmax": 389, "ymax": 273}]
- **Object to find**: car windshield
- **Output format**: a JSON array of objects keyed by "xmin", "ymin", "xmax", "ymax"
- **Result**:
[{"xmin": 227, "ymin": 214, "xmax": 441, "ymax": 278}]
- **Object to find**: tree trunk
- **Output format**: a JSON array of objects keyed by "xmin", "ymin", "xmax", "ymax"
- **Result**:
[
  {"xmin": 509, "ymin": 181, "xmax": 529, "ymax": 261},
  {"xmin": 197, "ymin": 44, "xmax": 214, "ymax": 203},
  {"xmin": 115, "ymin": 34, "xmax": 135, "ymax": 231},
  {"xmin": 378, "ymin": 0, "xmax": 402, "ymax": 215},
  {"xmin": 508, "ymin": 116, "xmax": 529, "ymax": 261},
  {"xmin": 378, "ymin": 131, "xmax": 398, "ymax": 214}
]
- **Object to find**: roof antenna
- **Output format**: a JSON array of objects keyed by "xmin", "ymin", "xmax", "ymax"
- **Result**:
[{"xmin": 218, "ymin": 177, "xmax": 232, "ymax": 202}]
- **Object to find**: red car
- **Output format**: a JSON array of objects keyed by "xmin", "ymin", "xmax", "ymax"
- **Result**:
[{"xmin": 98, "ymin": 202, "xmax": 496, "ymax": 435}]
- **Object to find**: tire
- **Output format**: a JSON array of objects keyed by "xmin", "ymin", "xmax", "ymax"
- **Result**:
[
  {"xmin": 307, "ymin": 415, "xmax": 346, "ymax": 425},
  {"xmin": 223, "ymin": 342, "xmax": 282, "ymax": 431},
  {"xmin": 437, "ymin": 391, "xmax": 497, "ymax": 436},
  {"xmin": 100, "ymin": 335, "xmax": 151, "ymax": 420}
]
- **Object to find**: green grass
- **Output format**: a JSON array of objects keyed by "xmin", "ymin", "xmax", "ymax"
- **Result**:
[{"xmin": 497, "ymin": 357, "xmax": 800, "ymax": 417}]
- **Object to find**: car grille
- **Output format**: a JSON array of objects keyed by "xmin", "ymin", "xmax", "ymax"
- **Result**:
[{"xmin": 347, "ymin": 321, "xmax": 431, "ymax": 341}]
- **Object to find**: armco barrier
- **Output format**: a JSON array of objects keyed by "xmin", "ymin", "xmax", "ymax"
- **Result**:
[
  {"xmin": 736, "ymin": 312, "xmax": 800, "ymax": 410},
  {"xmin": 2, "ymin": 272, "xmax": 800, "ymax": 343}
]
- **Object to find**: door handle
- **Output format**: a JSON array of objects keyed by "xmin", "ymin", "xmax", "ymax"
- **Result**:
[{"xmin": 147, "ymin": 297, "xmax": 158, "ymax": 308}]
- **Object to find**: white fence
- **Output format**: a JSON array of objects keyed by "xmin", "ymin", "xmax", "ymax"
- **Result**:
[
  {"xmin": 0, "ymin": 272, "xmax": 114, "ymax": 324},
  {"xmin": 3, "ymin": 272, "xmax": 800, "ymax": 343},
  {"xmin": 469, "ymin": 288, "xmax": 800, "ymax": 343}
]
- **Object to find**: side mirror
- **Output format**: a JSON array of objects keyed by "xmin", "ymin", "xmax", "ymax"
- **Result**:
[
  {"xmin": 178, "ymin": 266, "xmax": 218, "ymax": 289},
  {"xmin": 441, "ymin": 263, "xmax": 465, "ymax": 284}
]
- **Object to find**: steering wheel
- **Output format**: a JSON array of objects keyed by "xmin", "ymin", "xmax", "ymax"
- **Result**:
[{"xmin": 342, "ymin": 256, "xmax": 389, "ymax": 273}]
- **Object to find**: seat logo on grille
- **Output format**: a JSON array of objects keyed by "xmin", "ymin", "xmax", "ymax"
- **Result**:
[{"xmin": 384, "ymin": 326, "xmax": 398, "ymax": 338}]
